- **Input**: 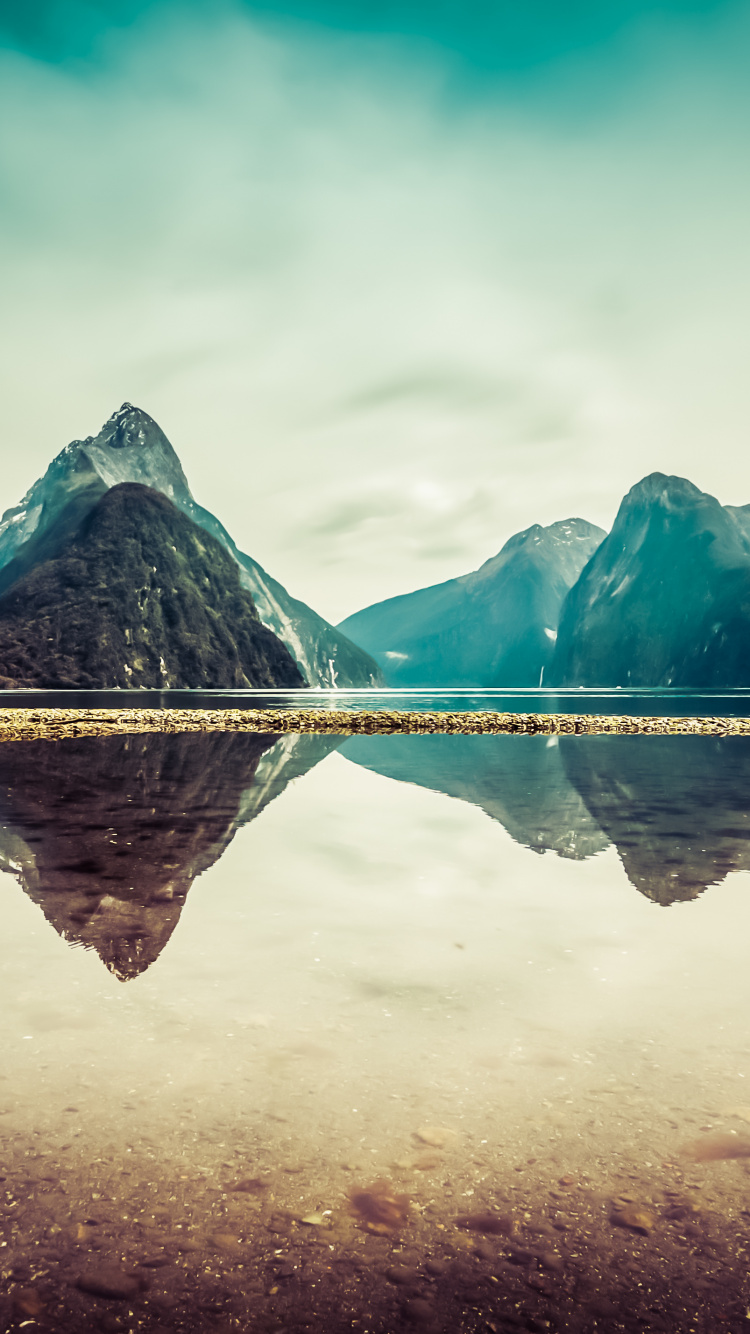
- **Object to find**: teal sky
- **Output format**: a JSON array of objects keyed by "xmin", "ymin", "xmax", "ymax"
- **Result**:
[
  {"xmin": 1, "ymin": 0, "xmax": 750, "ymax": 619},
  {"xmin": 0, "ymin": 0, "xmax": 737, "ymax": 68}
]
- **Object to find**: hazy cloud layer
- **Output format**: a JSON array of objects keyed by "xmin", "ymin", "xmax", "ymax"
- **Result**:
[{"xmin": 1, "ymin": 2, "xmax": 749, "ymax": 620}]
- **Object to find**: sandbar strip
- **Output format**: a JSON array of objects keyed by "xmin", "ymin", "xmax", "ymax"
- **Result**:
[{"xmin": 0, "ymin": 707, "xmax": 748, "ymax": 742}]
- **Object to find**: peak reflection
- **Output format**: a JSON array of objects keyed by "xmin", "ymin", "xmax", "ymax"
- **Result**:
[
  {"xmin": 340, "ymin": 734, "xmax": 608, "ymax": 861},
  {"xmin": 341, "ymin": 732, "xmax": 750, "ymax": 905},
  {"xmin": 0, "ymin": 730, "xmax": 340, "ymax": 979},
  {"xmin": 560, "ymin": 734, "xmax": 750, "ymax": 905}
]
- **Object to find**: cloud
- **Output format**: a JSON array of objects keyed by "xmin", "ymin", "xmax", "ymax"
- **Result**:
[{"xmin": 0, "ymin": 1, "xmax": 749, "ymax": 622}]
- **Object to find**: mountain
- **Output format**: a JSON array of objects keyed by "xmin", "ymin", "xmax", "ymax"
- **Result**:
[
  {"xmin": 551, "ymin": 473, "xmax": 750, "ymax": 687},
  {"xmin": 0, "ymin": 483, "xmax": 304, "ymax": 689},
  {"xmin": 0, "ymin": 403, "xmax": 383, "ymax": 687},
  {"xmin": 340, "ymin": 733, "xmax": 608, "ymax": 861},
  {"xmin": 0, "ymin": 728, "xmax": 341, "ymax": 979},
  {"xmin": 338, "ymin": 518, "xmax": 605, "ymax": 686}
]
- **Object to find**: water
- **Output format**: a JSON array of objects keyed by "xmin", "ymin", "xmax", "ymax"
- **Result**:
[
  {"xmin": 2, "ymin": 704, "xmax": 750, "ymax": 1331},
  {"xmin": 4, "ymin": 685, "xmax": 750, "ymax": 715}
]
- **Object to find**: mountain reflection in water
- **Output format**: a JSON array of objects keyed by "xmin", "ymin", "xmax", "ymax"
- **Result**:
[
  {"xmin": 341, "ymin": 732, "xmax": 750, "ymax": 905},
  {"xmin": 3, "ymin": 728, "xmax": 750, "ymax": 985},
  {"xmin": 4, "ymin": 725, "xmax": 750, "ymax": 1332},
  {"xmin": 0, "ymin": 729, "xmax": 339, "ymax": 978},
  {"xmin": 340, "ymin": 733, "xmax": 608, "ymax": 861}
]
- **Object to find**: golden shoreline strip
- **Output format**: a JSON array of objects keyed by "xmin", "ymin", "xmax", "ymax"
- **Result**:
[{"xmin": 0, "ymin": 707, "xmax": 749, "ymax": 742}]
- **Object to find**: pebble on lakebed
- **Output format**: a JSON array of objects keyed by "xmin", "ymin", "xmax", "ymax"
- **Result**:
[
  {"xmin": 75, "ymin": 1267, "xmax": 142, "ymax": 1299},
  {"xmin": 454, "ymin": 1211, "xmax": 517, "ymax": 1237},
  {"xmin": 348, "ymin": 1180, "xmax": 411, "ymax": 1234},
  {"xmin": 414, "ymin": 1125, "xmax": 456, "ymax": 1148},
  {"xmin": 5, "ymin": 1125, "xmax": 750, "ymax": 1334},
  {"xmin": 609, "ymin": 1205, "xmax": 657, "ymax": 1235},
  {"xmin": 681, "ymin": 1133, "xmax": 750, "ymax": 1161}
]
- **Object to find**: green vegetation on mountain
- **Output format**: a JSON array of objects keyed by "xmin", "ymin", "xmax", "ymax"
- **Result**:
[
  {"xmin": 0, "ymin": 402, "xmax": 384, "ymax": 687},
  {"xmin": 0, "ymin": 482, "xmax": 304, "ymax": 689}
]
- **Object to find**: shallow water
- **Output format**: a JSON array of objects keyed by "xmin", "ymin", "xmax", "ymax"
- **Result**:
[{"xmin": 3, "ymin": 727, "xmax": 750, "ymax": 1332}]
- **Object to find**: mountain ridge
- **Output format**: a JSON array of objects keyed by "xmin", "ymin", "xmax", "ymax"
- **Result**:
[
  {"xmin": 339, "ymin": 516, "xmax": 605, "ymax": 686},
  {"xmin": 0, "ymin": 404, "xmax": 383, "ymax": 688},
  {"xmin": 8, "ymin": 411, "xmax": 750, "ymax": 690},
  {"xmin": 550, "ymin": 471, "xmax": 750, "ymax": 687}
]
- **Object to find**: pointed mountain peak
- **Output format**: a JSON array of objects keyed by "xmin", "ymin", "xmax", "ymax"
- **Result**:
[
  {"xmin": 0, "ymin": 403, "xmax": 384, "ymax": 687},
  {"xmin": 496, "ymin": 516, "xmax": 605, "ymax": 559},
  {"xmin": 544, "ymin": 517, "xmax": 607, "ymax": 542},
  {"xmin": 551, "ymin": 470, "xmax": 750, "ymax": 688},
  {"xmin": 82, "ymin": 402, "xmax": 173, "ymax": 453},
  {"xmin": 605, "ymin": 472, "xmax": 735, "ymax": 550},
  {"xmin": 67, "ymin": 401, "xmax": 194, "ymax": 505},
  {"xmin": 621, "ymin": 472, "xmax": 708, "ymax": 510}
]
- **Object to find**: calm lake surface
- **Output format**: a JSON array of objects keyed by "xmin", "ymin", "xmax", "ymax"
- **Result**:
[
  {"xmin": 5, "ymin": 686, "xmax": 750, "ymax": 715},
  {"xmin": 2, "ymin": 692, "xmax": 750, "ymax": 1332}
]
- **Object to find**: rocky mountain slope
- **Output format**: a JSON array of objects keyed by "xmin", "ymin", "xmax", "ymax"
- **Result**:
[
  {"xmin": 551, "ymin": 473, "xmax": 750, "ymax": 687},
  {"xmin": 0, "ymin": 482, "xmax": 304, "ymax": 689},
  {"xmin": 339, "ymin": 518, "xmax": 604, "ymax": 686},
  {"xmin": 0, "ymin": 403, "xmax": 382, "ymax": 687}
]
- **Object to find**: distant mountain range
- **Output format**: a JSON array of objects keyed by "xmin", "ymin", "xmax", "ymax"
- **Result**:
[
  {"xmin": 0, "ymin": 403, "xmax": 382, "ymax": 688},
  {"xmin": 339, "ymin": 519, "xmax": 604, "ymax": 687},
  {"xmin": 5, "ymin": 407, "xmax": 750, "ymax": 690},
  {"xmin": 341, "ymin": 473, "xmax": 750, "ymax": 688}
]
